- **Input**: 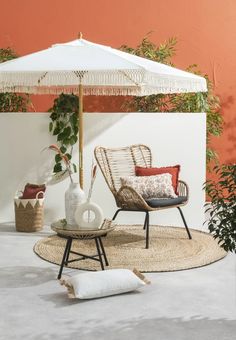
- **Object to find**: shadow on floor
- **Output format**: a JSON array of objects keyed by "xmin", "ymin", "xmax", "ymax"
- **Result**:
[
  {"xmin": 39, "ymin": 291, "xmax": 81, "ymax": 307},
  {"xmin": 30, "ymin": 316, "xmax": 236, "ymax": 340},
  {"xmin": 0, "ymin": 266, "xmax": 56, "ymax": 288},
  {"xmin": 39, "ymin": 288, "xmax": 141, "ymax": 308},
  {"xmin": 0, "ymin": 222, "xmax": 52, "ymax": 237}
]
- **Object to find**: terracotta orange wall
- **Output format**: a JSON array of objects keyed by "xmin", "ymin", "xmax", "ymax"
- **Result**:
[{"xmin": 1, "ymin": 0, "xmax": 236, "ymax": 166}]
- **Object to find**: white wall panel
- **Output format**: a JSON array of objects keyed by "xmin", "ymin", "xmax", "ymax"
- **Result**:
[{"xmin": 0, "ymin": 112, "xmax": 206, "ymax": 229}]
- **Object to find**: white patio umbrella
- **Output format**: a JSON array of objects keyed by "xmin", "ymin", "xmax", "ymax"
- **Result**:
[{"xmin": 0, "ymin": 34, "xmax": 207, "ymax": 187}]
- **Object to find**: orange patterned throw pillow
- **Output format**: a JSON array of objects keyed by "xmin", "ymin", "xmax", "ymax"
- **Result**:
[{"xmin": 120, "ymin": 174, "xmax": 177, "ymax": 199}]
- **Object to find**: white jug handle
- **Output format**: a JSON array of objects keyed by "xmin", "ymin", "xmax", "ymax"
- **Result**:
[{"xmin": 36, "ymin": 191, "xmax": 45, "ymax": 199}]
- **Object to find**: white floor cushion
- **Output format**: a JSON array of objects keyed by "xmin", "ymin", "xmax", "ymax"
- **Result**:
[{"xmin": 60, "ymin": 268, "xmax": 150, "ymax": 299}]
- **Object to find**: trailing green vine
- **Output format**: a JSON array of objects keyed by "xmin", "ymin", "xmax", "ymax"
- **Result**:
[
  {"xmin": 48, "ymin": 93, "xmax": 79, "ymax": 174},
  {"xmin": 120, "ymin": 34, "xmax": 223, "ymax": 166}
]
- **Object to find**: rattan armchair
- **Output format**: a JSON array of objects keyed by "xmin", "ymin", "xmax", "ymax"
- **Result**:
[{"xmin": 94, "ymin": 144, "xmax": 192, "ymax": 248}]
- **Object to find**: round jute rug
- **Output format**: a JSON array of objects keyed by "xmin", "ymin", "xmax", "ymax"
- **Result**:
[{"xmin": 34, "ymin": 225, "xmax": 227, "ymax": 272}]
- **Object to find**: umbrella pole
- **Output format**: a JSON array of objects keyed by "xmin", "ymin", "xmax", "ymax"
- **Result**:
[{"xmin": 79, "ymin": 84, "xmax": 83, "ymax": 189}]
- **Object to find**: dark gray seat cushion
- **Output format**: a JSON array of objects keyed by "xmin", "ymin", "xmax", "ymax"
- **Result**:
[{"xmin": 145, "ymin": 196, "xmax": 187, "ymax": 208}]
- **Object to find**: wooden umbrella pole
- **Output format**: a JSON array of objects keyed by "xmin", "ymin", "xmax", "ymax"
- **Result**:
[{"xmin": 79, "ymin": 83, "xmax": 83, "ymax": 188}]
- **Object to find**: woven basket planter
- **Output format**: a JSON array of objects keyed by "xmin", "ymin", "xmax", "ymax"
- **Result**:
[{"xmin": 14, "ymin": 192, "xmax": 44, "ymax": 232}]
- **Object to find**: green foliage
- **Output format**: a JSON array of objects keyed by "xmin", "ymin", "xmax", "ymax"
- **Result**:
[
  {"xmin": 204, "ymin": 164, "xmax": 236, "ymax": 252},
  {"xmin": 0, "ymin": 47, "xmax": 18, "ymax": 62},
  {"xmin": 121, "ymin": 34, "xmax": 177, "ymax": 64},
  {"xmin": 48, "ymin": 93, "xmax": 79, "ymax": 173},
  {"xmin": 0, "ymin": 47, "xmax": 29, "ymax": 112},
  {"xmin": 120, "ymin": 34, "xmax": 223, "ymax": 165}
]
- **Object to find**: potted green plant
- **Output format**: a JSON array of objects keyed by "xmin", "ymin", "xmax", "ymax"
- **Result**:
[
  {"xmin": 48, "ymin": 93, "xmax": 79, "ymax": 175},
  {"xmin": 205, "ymin": 164, "xmax": 236, "ymax": 252},
  {"xmin": 48, "ymin": 95, "xmax": 86, "ymax": 225}
]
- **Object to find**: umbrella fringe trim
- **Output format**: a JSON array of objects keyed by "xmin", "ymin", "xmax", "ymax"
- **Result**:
[
  {"xmin": 0, "ymin": 84, "xmax": 207, "ymax": 95},
  {"xmin": 0, "ymin": 69, "xmax": 207, "ymax": 94}
]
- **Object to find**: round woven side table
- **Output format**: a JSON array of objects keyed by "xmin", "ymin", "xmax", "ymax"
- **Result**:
[{"xmin": 51, "ymin": 219, "xmax": 115, "ymax": 279}]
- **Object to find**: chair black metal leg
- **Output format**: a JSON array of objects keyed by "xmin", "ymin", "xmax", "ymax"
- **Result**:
[
  {"xmin": 98, "ymin": 236, "xmax": 109, "ymax": 266},
  {"xmin": 112, "ymin": 208, "xmax": 123, "ymax": 221},
  {"xmin": 177, "ymin": 207, "xmax": 192, "ymax": 239},
  {"xmin": 143, "ymin": 213, "xmax": 148, "ymax": 230},
  {"xmin": 113, "ymin": 208, "xmax": 150, "ymax": 248},
  {"xmin": 58, "ymin": 237, "xmax": 71, "ymax": 279},
  {"xmin": 95, "ymin": 237, "xmax": 104, "ymax": 270},
  {"xmin": 145, "ymin": 212, "xmax": 150, "ymax": 249},
  {"xmin": 65, "ymin": 238, "xmax": 72, "ymax": 265}
]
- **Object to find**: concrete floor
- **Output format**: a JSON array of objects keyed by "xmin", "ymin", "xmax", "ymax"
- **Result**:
[{"xmin": 0, "ymin": 223, "xmax": 236, "ymax": 340}]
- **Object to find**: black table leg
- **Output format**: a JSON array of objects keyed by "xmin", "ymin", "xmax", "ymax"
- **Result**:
[
  {"xmin": 65, "ymin": 238, "xmax": 72, "ymax": 266},
  {"xmin": 57, "ymin": 233, "xmax": 110, "ymax": 276},
  {"xmin": 98, "ymin": 236, "xmax": 109, "ymax": 266},
  {"xmin": 95, "ymin": 237, "xmax": 104, "ymax": 270},
  {"xmin": 58, "ymin": 237, "xmax": 71, "ymax": 280}
]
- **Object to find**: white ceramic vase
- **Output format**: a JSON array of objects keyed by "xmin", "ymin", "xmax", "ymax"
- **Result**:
[{"xmin": 65, "ymin": 182, "xmax": 85, "ymax": 225}]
